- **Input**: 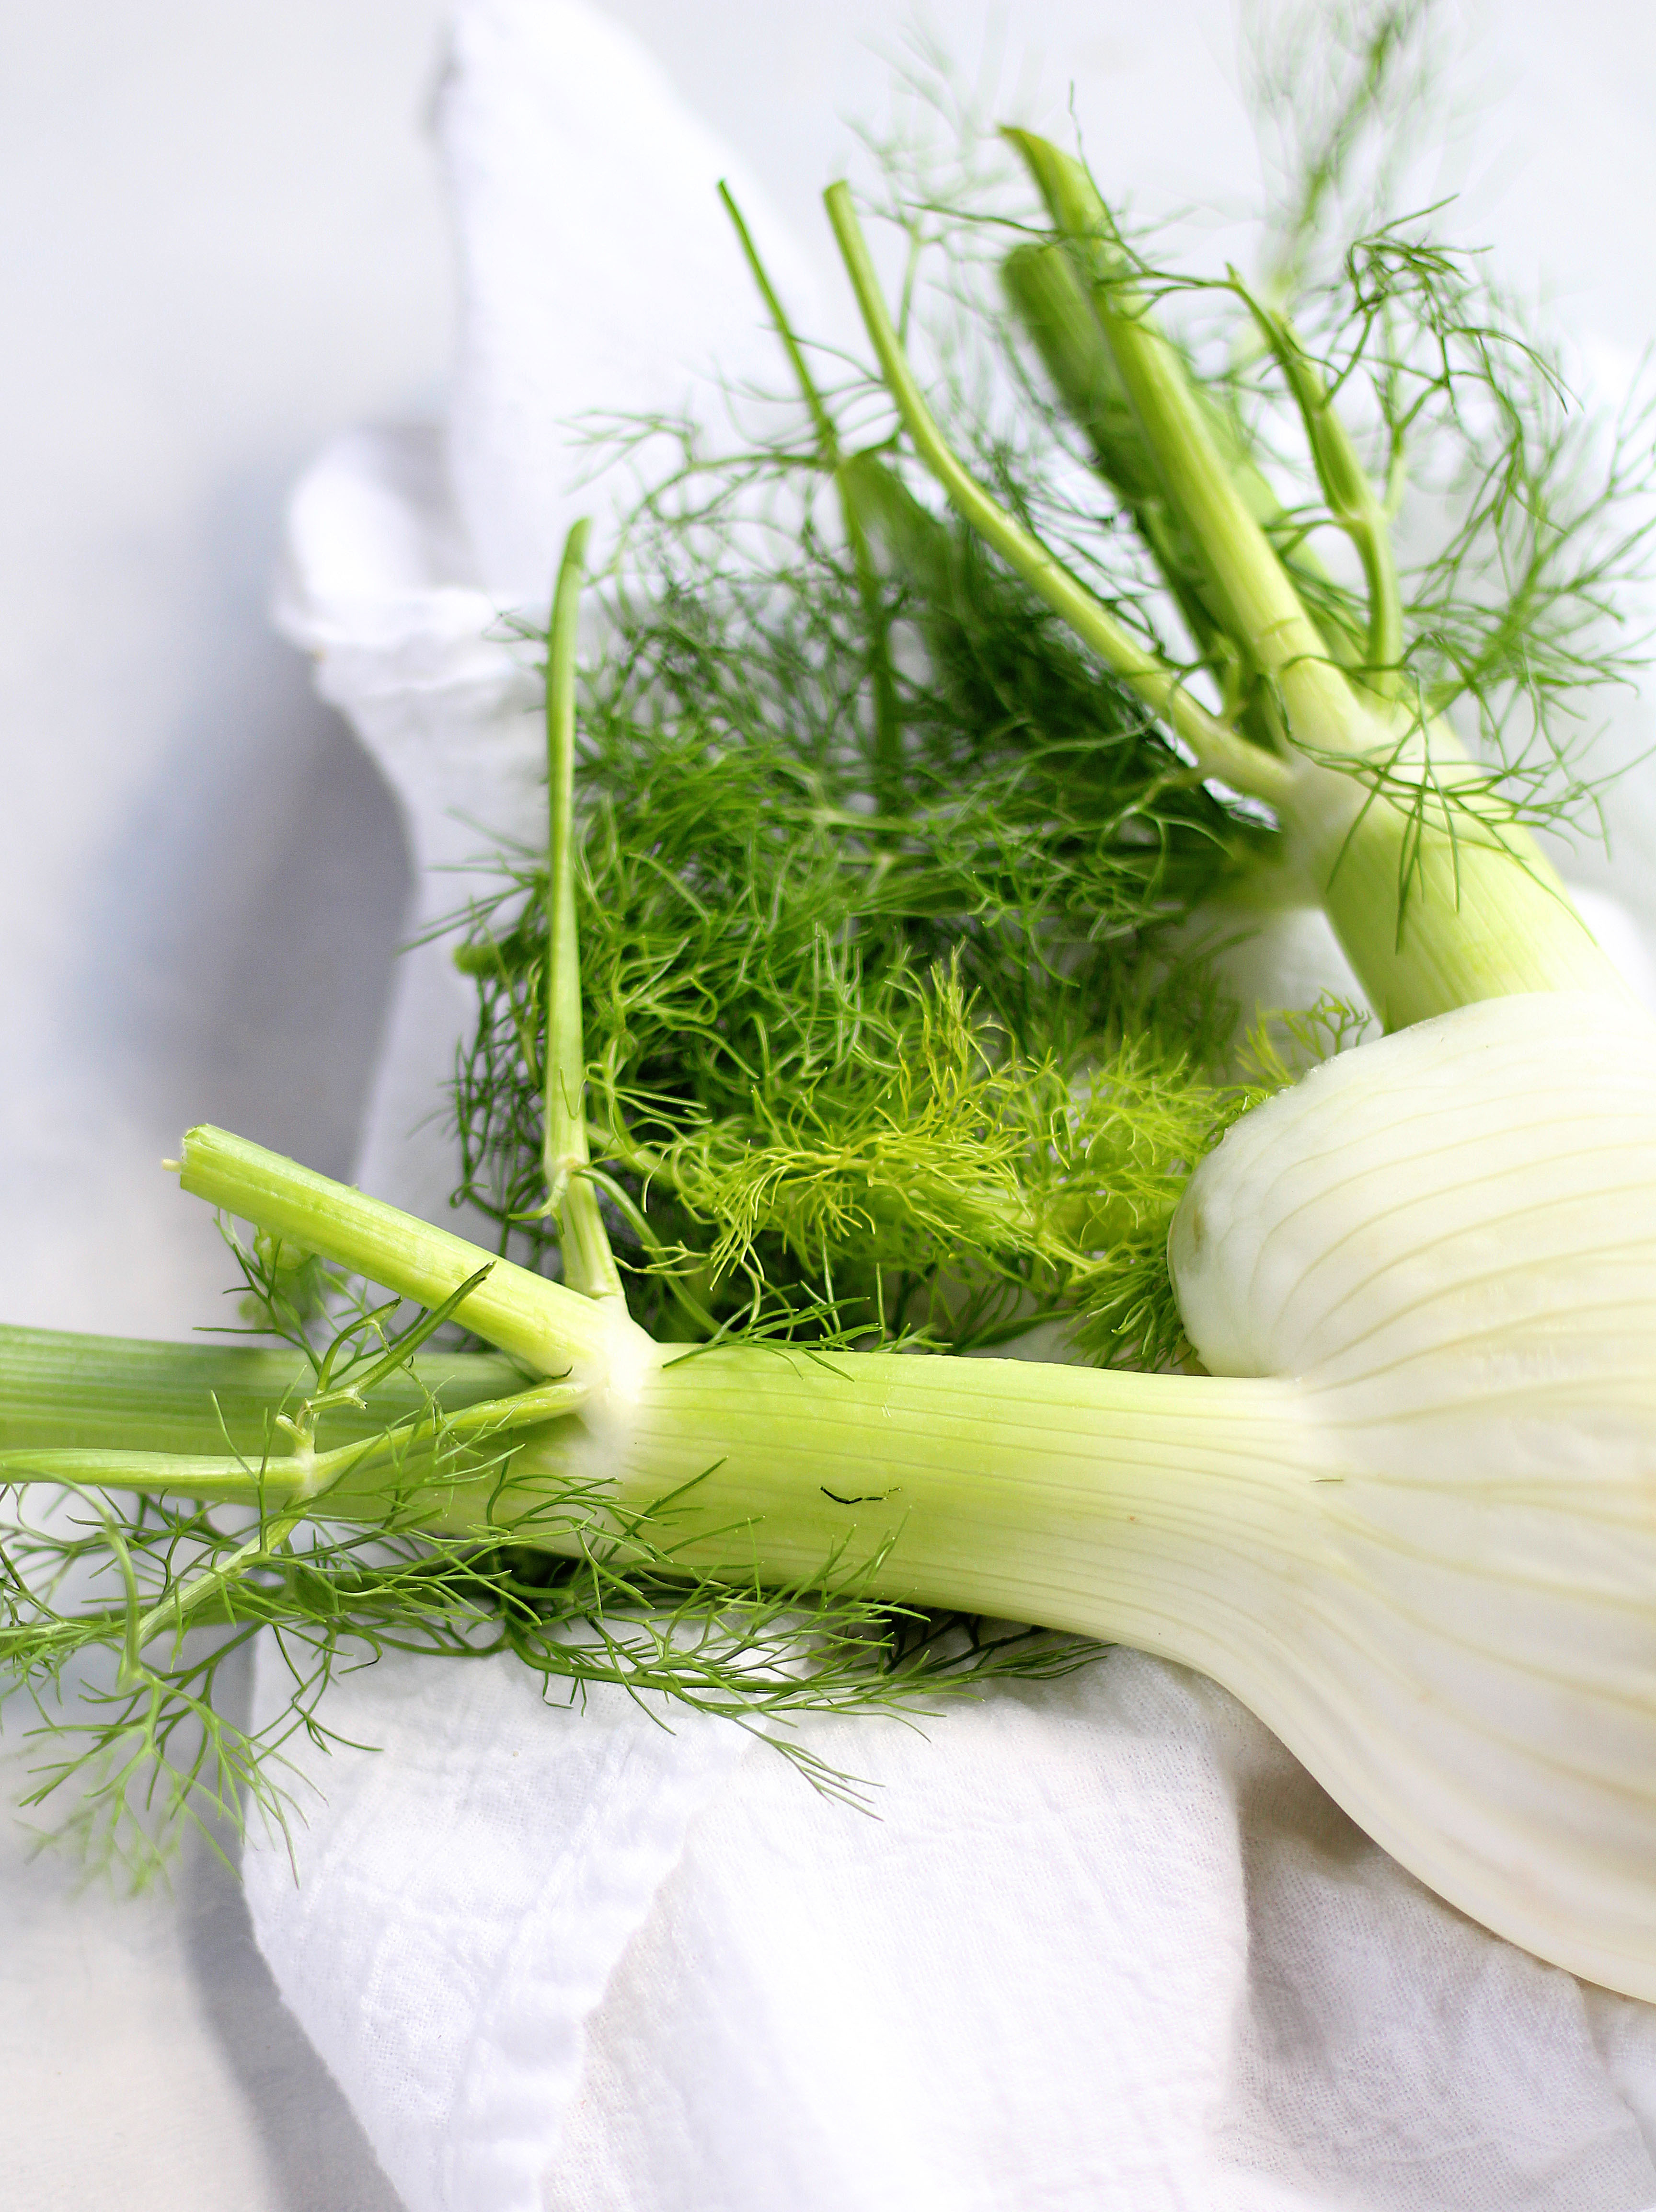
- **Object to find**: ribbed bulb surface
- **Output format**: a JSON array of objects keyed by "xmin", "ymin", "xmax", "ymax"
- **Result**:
[{"xmin": 1170, "ymin": 992, "xmax": 1656, "ymax": 1995}]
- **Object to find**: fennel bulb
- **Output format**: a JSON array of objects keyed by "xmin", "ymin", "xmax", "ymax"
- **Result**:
[{"xmin": 1172, "ymin": 989, "xmax": 1656, "ymax": 1995}]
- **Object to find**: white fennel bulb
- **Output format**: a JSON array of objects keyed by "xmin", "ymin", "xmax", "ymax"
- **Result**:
[{"xmin": 1169, "ymin": 990, "xmax": 1656, "ymax": 1994}]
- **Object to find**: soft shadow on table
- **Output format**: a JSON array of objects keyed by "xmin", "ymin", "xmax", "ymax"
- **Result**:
[
  {"xmin": 185, "ymin": 1641, "xmax": 408, "ymax": 2212},
  {"xmin": 89, "ymin": 607, "xmax": 414, "ymax": 1187},
  {"xmin": 174, "ymin": 698, "xmax": 414, "ymax": 2210}
]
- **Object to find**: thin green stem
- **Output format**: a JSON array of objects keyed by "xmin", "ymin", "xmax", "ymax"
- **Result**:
[
  {"xmin": 0, "ymin": 1415, "xmax": 434, "ymax": 1509},
  {"xmin": 839, "ymin": 469, "xmax": 906, "ymax": 812},
  {"xmin": 0, "ymin": 1367, "xmax": 586, "ymax": 1521},
  {"xmin": 1237, "ymin": 279, "xmax": 1403, "ymax": 690},
  {"xmin": 1001, "ymin": 238, "xmax": 1226, "ymax": 664},
  {"xmin": 542, "ymin": 518, "xmax": 626, "ymax": 1305},
  {"xmin": 127, "ymin": 1508, "xmax": 306, "ymax": 1664},
  {"xmin": 1001, "ymin": 237, "xmax": 1362, "ymax": 689},
  {"xmin": 718, "ymin": 180, "xmax": 840, "ymax": 454},
  {"xmin": 102, "ymin": 1513, "xmax": 145, "ymax": 1684},
  {"xmin": 1, "ymin": 1445, "xmax": 318, "ymax": 1502},
  {"xmin": 823, "ymin": 182, "xmax": 1292, "ymax": 809},
  {"xmin": 980, "ymin": 133, "xmax": 1628, "ymax": 1025},
  {"xmin": 175, "ymin": 1126, "xmax": 631, "ymax": 1380},
  {"xmin": 445, "ymin": 1378, "xmax": 588, "ymax": 1433},
  {"xmin": 719, "ymin": 179, "xmax": 904, "ymax": 808}
]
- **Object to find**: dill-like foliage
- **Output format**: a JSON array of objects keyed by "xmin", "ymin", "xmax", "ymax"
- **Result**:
[{"xmin": 450, "ymin": 442, "xmax": 1268, "ymax": 1357}]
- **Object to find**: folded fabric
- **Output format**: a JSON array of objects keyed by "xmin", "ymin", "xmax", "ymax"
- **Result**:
[
  {"xmin": 247, "ymin": 1630, "xmax": 1656, "ymax": 2212},
  {"xmin": 253, "ymin": 6, "xmax": 1656, "ymax": 2210}
]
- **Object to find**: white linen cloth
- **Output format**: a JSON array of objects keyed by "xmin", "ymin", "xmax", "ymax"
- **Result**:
[{"xmin": 250, "ymin": 4, "xmax": 1656, "ymax": 2208}]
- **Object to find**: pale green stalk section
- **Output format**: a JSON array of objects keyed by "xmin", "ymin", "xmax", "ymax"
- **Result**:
[
  {"xmin": 0, "ymin": 1313, "xmax": 1316, "ymax": 1684},
  {"xmin": 501, "ymin": 1343, "xmax": 1315, "ymax": 1659},
  {"xmin": 822, "ymin": 182, "xmax": 1293, "ymax": 809},
  {"xmin": 0, "ymin": 1326, "xmax": 526, "ymax": 1457},
  {"xmin": 0, "ymin": 1316, "xmax": 586, "ymax": 1529},
  {"xmin": 176, "ymin": 1126, "xmax": 622, "ymax": 1378},
  {"xmin": 41, "ymin": 1142, "xmax": 1316, "ymax": 1651},
  {"xmin": 540, "ymin": 518, "xmax": 626, "ymax": 1305}
]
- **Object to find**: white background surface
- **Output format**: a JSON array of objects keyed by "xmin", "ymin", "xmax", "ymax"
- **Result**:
[{"xmin": 5, "ymin": 3, "xmax": 1656, "ymax": 2206}]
